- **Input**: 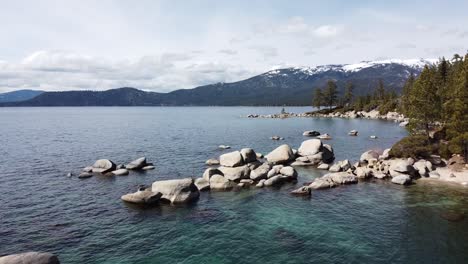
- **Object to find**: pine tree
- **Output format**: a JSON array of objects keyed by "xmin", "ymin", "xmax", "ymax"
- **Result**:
[
  {"xmin": 400, "ymin": 73, "xmax": 415, "ymax": 115},
  {"xmin": 323, "ymin": 80, "xmax": 338, "ymax": 109},
  {"xmin": 407, "ymin": 65, "xmax": 440, "ymax": 134},
  {"xmin": 446, "ymin": 54, "xmax": 468, "ymax": 141},
  {"xmin": 312, "ymin": 88, "xmax": 324, "ymax": 109},
  {"xmin": 376, "ymin": 79, "xmax": 386, "ymax": 101},
  {"xmin": 343, "ymin": 81, "xmax": 354, "ymax": 106}
]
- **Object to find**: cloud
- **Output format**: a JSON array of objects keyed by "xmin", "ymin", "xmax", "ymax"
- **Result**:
[
  {"xmin": 218, "ymin": 49, "xmax": 238, "ymax": 55},
  {"xmin": 277, "ymin": 16, "xmax": 309, "ymax": 34},
  {"xmin": 0, "ymin": 50, "xmax": 257, "ymax": 93},
  {"xmin": 313, "ymin": 25, "xmax": 341, "ymax": 38},
  {"xmin": 249, "ymin": 46, "xmax": 278, "ymax": 60},
  {"xmin": 396, "ymin": 43, "xmax": 417, "ymax": 49}
]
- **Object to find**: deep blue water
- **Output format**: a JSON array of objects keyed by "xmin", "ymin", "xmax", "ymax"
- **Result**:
[{"xmin": 0, "ymin": 107, "xmax": 467, "ymax": 264}]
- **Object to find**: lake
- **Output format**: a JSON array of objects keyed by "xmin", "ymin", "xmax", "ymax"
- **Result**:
[{"xmin": 0, "ymin": 107, "xmax": 467, "ymax": 263}]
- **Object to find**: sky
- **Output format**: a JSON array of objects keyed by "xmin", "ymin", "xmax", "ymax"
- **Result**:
[{"xmin": 0, "ymin": 0, "xmax": 467, "ymax": 93}]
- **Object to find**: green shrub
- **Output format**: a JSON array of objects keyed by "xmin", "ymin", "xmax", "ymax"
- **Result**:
[
  {"xmin": 389, "ymin": 135, "xmax": 437, "ymax": 159},
  {"xmin": 448, "ymin": 132, "xmax": 468, "ymax": 155}
]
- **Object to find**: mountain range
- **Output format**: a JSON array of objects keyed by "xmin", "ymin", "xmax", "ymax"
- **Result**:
[
  {"xmin": 0, "ymin": 59, "xmax": 436, "ymax": 106},
  {"xmin": 0, "ymin": 89, "xmax": 44, "ymax": 103}
]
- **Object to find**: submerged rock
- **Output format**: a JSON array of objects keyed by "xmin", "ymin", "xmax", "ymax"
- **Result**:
[
  {"xmin": 209, "ymin": 174, "xmax": 235, "ymax": 190},
  {"xmin": 291, "ymin": 186, "xmax": 311, "ymax": 196},
  {"xmin": 205, "ymin": 159, "xmax": 220, "ymax": 166},
  {"xmin": 121, "ymin": 189, "xmax": 162, "ymax": 204},
  {"xmin": 218, "ymin": 165, "xmax": 250, "ymax": 181},
  {"xmin": 317, "ymin": 163, "xmax": 330, "ymax": 170},
  {"xmin": 391, "ymin": 175, "xmax": 412, "ymax": 185},
  {"xmin": 303, "ymin": 130, "xmax": 320, "ymax": 137},
  {"xmin": 142, "ymin": 165, "xmax": 155, "ymax": 170},
  {"xmin": 78, "ymin": 172, "xmax": 93, "ymax": 179},
  {"xmin": 218, "ymin": 145, "xmax": 231, "ymax": 149},
  {"xmin": 0, "ymin": 252, "xmax": 60, "ymax": 264},
  {"xmin": 264, "ymin": 175, "xmax": 283, "ymax": 186},
  {"xmin": 151, "ymin": 178, "xmax": 200, "ymax": 204},
  {"xmin": 125, "ymin": 157, "xmax": 147, "ymax": 170},
  {"xmin": 111, "ymin": 169, "xmax": 129, "ymax": 176}
]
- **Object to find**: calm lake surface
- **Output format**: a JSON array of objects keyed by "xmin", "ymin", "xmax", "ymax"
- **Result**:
[{"xmin": 0, "ymin": 107, "xmax": 467, "ymax": 264}]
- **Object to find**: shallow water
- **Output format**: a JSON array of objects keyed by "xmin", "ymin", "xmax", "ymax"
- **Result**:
[{"xmin": 0, "ymin": 107, "xmax": 467, "ymax": 263}]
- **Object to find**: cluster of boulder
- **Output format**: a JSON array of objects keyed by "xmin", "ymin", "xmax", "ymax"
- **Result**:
[
  {"xmin": 0, "ymin": 252, "xmax": 60, "ymax": 264},
  {"xmin": 196, "ymin": 147, "xmax": 299, "ymax": 192},
  {"xmin": 246, "ymin": 110, "xmax": 409, "ymax": 126},
  {"xmin": 121, "ymin": 178, "xmax": 200, "ymax": 204},
  {"xmin": 78, "ymin": 157, "xmax": 155, "ymax": 178},
  {"xmin": 121, "ymin": 139, "xmax": 336, "ymax": 205},
  {"xmin": 306, "ymin": 149, "xmax": 446, "ymax": 188}
]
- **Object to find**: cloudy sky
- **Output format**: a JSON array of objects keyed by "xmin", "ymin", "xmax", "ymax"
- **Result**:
[{"xmin": 0, "ymin": 0, "xmax": 467, "ymax": 93}]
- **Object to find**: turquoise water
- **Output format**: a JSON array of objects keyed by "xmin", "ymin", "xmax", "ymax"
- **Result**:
[{"xmin": 0, "ymin": 107, "xmax": 467, "ymax": 263}]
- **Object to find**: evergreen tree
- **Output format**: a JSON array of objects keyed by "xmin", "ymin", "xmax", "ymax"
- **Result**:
[
  {"xmin": 343, "ymin": 81, "xmax": 354, "ymax": 105},
  {"xmin": 400, "ymin": 73, "xmax": 415, "ymax": 115},
  {"xmin": 407, "ymin": 65, "xmax": 441, "ymax": 134},
  {"xmin": 446, "ymin": 54, "xmax": 468, "ymax": 142},
  {"xmin": 323, "ymin": 80, "xmax": 338, "ymax": 109},
  {"xmin": 376, "ymin": 79, "xmax": 386, "ymax": 101},
  {"xmin": 312, "ymin": 88, "xmax": 324, "ymax": 109}
]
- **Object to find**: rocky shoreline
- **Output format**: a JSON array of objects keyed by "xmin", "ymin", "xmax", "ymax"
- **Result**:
[
  {"xmin": 3, "ymin": 140, "xmax": 466, "ymax": 262},
  {"xmin": 118, "ymin": 138, "xmax": 467, "ymax": 206},
  {"xmin": 246, "ymin": 109, "xmax": 410, "ymax": 125}
]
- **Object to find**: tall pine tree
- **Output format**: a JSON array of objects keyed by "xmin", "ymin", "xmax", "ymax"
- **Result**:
[
  {"xmin": 323, "ymin": 80, "xmax": 338, "ymax": 109},
  {"xmin": 312, "ymin": 88, "xmax": 324, "ymax": 109}
]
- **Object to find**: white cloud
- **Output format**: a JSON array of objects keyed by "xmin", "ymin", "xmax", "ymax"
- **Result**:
[
  {"xmin": 277, "ymin": 16, "xmax": 309, "ymax": 34},
  {"xmin": 0, "ymin": 50, "xmax": 257, "ymax": 93},
  {"xmin": 313, "ymin": 25, "xmax": 341, "ymax": 38}
]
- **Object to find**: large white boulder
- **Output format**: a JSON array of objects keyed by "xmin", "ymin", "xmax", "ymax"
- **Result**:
[
  {"xmin": 389, "ymin": 159, "xmax": 415, "ymax": 177},
  {"xmin": 279, "ymin": 166, "xmax": 297, "ymax": 178},
  {"xmin": 0, "ymin": 252, "xmax": 60, "ymax": 264},
  {"xmin": 218, "ymin": 165, "xmax": 251, "ymax": 181},
  {"xmin": 151, "ymin": 178, "xmax": 199, "ymax": 204},
  {"xmin": 325, "ymin": 172, "xmax": 358, "ymax": 185},
  {"xmin": 360, "ymin": 150, "xmax": 380, "ymax": 163},
  {"xmin": 194, "ymin": 178, "xmax": 210, "ymax": 191},
  {"xmin": 219, "ymin": 151, "xmax": 244, "ymax": 167},
  {"xmin": 92, "ymin": 159, "xmax": 116, "ymax": 174},
  {"xmin": 250, "ymin": 163, "xmax": 271, "ymax": 181},
  {"xmin": 203, "ymin": 168, "xmax": 223, "ymax": 181},
  {"xmin": 209, "ymin": 174, "xmax": 235, "ymax": 190},
  {"xmin": 298, "ymin": 139, "xmax": 323, "ymax": 156},
  {"xmin": 309, "ymin": 177, "xmax": 336, "ymax": 190},
  {"xmin": 240, "ymin": 148, "xmax": 257, "ymax": 163},
  {"xmin": 391, "ymin": 175, "xmax": 412, "ymax": 185},
  {"xmin": 265, "ymin": 144, "xmax": 294, "ymax": 164},
  {"xmin": 264, "ymin": 175, "xmax": 284, "ymax": 186}
]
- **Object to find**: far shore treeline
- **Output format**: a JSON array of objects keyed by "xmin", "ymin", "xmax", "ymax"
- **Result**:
[{"xmin": 312, "ymin": 53, "xmax": 468, "ymax": 159}]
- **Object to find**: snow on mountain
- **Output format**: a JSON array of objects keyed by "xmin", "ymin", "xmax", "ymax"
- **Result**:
[{"xmin": 263, "ymin": 58, "xmax": 438, "ymax": 77}]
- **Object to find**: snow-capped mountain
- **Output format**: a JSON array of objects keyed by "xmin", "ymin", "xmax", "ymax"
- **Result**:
[
  {"xmin": 263, "ymin": 58, "xmax": 437, "ymax": 77},
  {"xmin": 2, "ymin": 59, "xmax": 436, "ymax": 106}
]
